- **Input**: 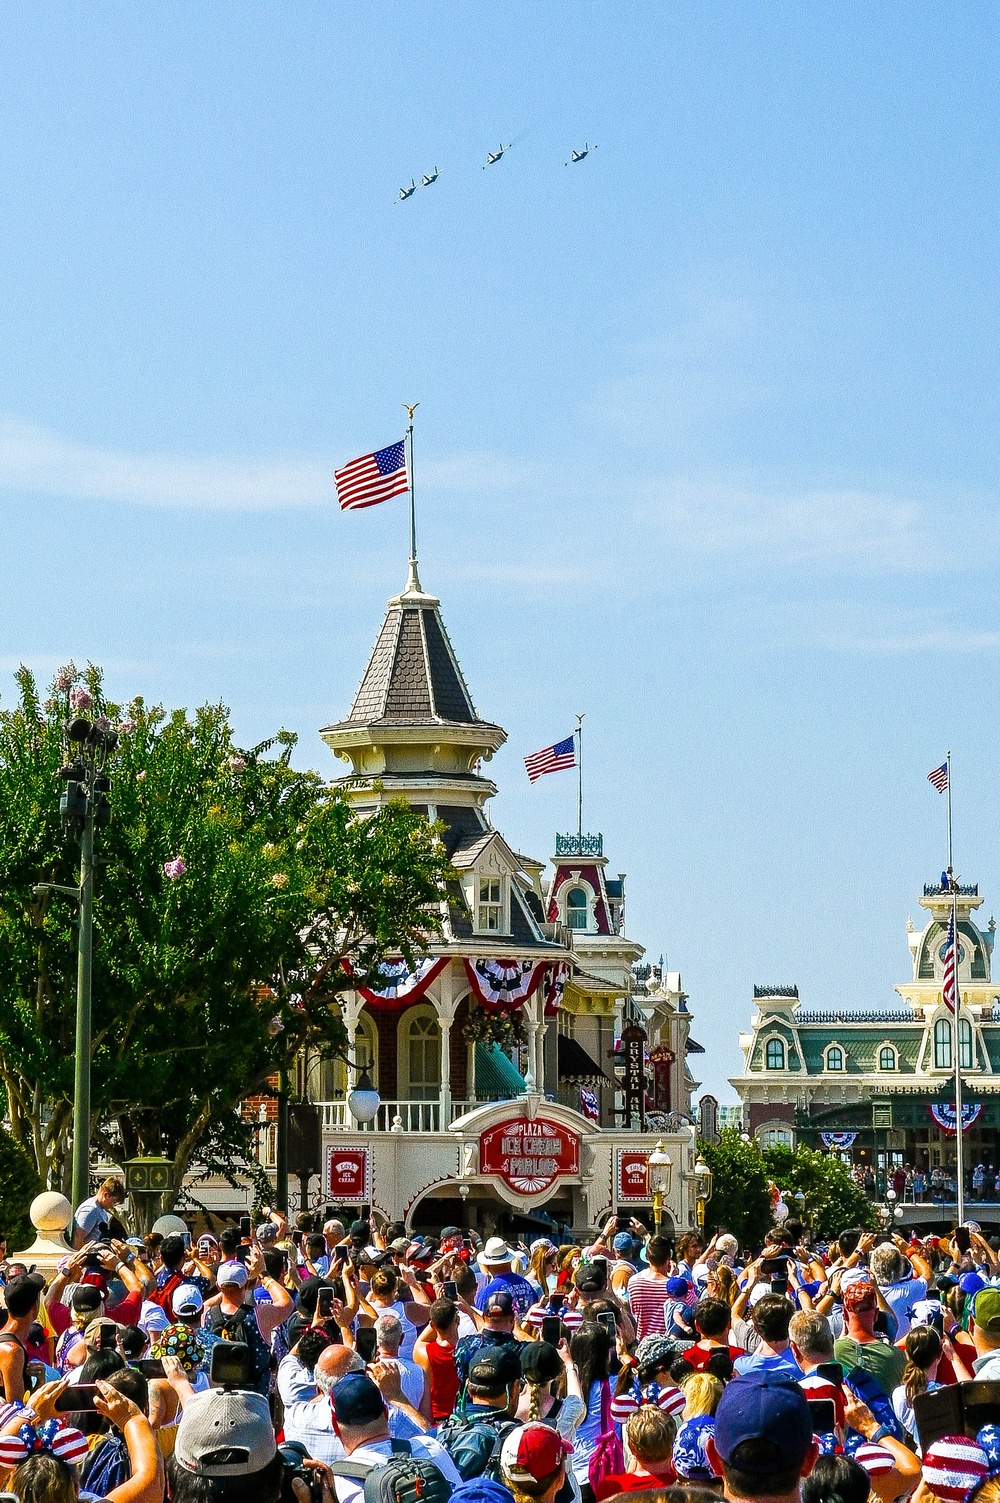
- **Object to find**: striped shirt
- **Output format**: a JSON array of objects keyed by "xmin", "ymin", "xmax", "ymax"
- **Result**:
[{"xmin": 625, "ymin": 1271, "xmax": 671, "ymax": 1341}]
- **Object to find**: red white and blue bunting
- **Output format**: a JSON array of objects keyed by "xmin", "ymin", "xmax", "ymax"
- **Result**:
[
  {"xmin": 820, "ymin": 1132, "xmax": 858, "ymax": 1150},
  {"xmin": 543, "ymin": 962, "xmax": 570, "ymax": 1018},
  {"xmin": 930, "ymin": 1102, "xmax": 983, "ymax": 1135},
  {"xmin": 464, "ymin": 958, "xmax": 546, "ymax": 1011},
  {"xmin": 342, "ymin": 956, "xmax": 448, "ymax": 1010},
  {"xmin": 580, "ymin": 1088, "xmax": 600, "ymax": 1122}
]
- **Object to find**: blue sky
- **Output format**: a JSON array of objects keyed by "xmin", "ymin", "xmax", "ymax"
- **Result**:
[{"xmin": 1, "ymin": 4, "xmax": 999, "ymax": 1097}]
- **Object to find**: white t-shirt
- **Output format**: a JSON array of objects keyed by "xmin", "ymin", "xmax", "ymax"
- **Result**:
[
  {"xmin": 73, "ymin": 1197, "xmax": 109, "ymax": 1244},
  {"xmin": 331, "ymin": 1436, "xmax": 462, "ymax": 1503}
]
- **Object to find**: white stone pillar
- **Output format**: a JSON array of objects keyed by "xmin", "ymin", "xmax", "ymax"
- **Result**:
[
  {"xmin": 342, "ymin": 992, "xmax": 362, "ymax": 1091},
  {"xmin": 437, "ymin": 962, "xmax": 458, "ymax": 1125}
]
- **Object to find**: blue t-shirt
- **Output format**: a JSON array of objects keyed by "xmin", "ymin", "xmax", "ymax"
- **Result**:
[
  {"xmin": 733, "ymin": 1349, "xmax": 803, "ymax": 1380},
  {"xmin": 475, "ymin": 1273, "xmax": 537, "ymax": 1318}
]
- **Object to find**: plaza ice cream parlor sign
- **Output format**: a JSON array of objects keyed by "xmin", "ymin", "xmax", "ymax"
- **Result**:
[{"xmin": 480, "ymin": 1117, "xmax": 580, "ymax": 1196}]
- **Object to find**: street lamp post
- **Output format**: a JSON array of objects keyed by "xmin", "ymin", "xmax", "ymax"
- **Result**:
[
  {"xmin": 694, "ymin": 1155, "xmax": 713, "ymax": 1231},
  {"xmin": 347, "ymin": 1055, "xmax": 381, "ymax": 1127},
  {"xmin": 36, "ymin": 712, "xmax": 117, "ymax": 1212},
  {"xmin": 647, "ymin": 1140, "xmax": 673, "ymax": 1234}
]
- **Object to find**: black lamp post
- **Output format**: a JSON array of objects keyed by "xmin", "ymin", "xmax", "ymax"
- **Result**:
[{"xmin": 36, "ymin": 713, "xmax": 116, "ymax": 1211}]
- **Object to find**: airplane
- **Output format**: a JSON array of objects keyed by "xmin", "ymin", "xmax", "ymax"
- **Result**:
[
  {"xmin": 421, "ymin": 167, "xmax": 440, "ymax": 186},
  {"xmin": 566, "ymin": 144, "xmax": 595, "ymax": 165},
  {"xmin": 484, "ymin": 144, "xmax": 510, "ymax": 167},
  {"xmin": 398, "ymin": 180, "xmax": 417, "ymax": 201}
]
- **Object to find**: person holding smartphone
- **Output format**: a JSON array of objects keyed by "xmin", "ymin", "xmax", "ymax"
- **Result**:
[{"xmin": 515, "ymin": 1337, "xmax": 586, "ymax": 1439}]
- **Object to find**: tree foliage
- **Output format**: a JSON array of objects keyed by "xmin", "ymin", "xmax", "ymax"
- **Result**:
[
  {"xmin": 0, "ymin": 664, "xmax": 453, "ymax": 1211},
  {"xmin": 762, "ymin": 1143, "xmax": 878, "ymax": 1239},
  {"xmin": 697, "ymin": 1130, "xmax": 773, "ymax": 1249},
  {"xmin": 0, "ymin": 1127, "xmax": 42, "ymax": 1248}
]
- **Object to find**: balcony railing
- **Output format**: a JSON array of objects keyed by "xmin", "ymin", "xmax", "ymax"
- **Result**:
[
  {"xmin": 320, "ymin": 1099, "xmax": 476, "ymax": 1133},
  {"xmin": 555, "ymin": 833, "xmax": 603, "ymax": 857},
  {"xmin": 924, "ymin": 883, "xmax": 978, "ymax": 897}
]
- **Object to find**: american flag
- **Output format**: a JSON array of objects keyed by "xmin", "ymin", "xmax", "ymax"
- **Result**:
[
  {"xmin": 524, "ymin": 735, "xmax": 576, "ymax": 783},
  {"xmin": 942, "ymin": 910, "xmax": 958, "ymax": 1014},
  {"xmin": 579, "ymin": 1088, "xmax": 600, "ymax": 1122},
  {"xmin": 335, "ymin": 439, "xmax": 408, "ymax": 511},
  {"xmin": 928, "ymin": 762, "xmax": 949, "ymax": 793}
]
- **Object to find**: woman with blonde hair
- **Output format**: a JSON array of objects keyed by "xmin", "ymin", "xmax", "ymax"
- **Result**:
[
  {"xmin": 527, "ymin": 1241, "xmax": 560, "ymax": 1298},
  {"xmin": 681, "ymin": 1371, "xmax": 722, "ymax": 1419},
  {"xmin": 705, "ymin": 1264, "xmax": 738, "ymax": 1307}
]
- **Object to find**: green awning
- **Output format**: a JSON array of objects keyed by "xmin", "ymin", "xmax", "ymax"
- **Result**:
[{"xmin": 475, "ymin": 1042, "xmax": 526, "ymax": 1099}]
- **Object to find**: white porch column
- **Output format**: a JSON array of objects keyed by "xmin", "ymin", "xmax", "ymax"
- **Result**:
[
  {"xmin": 437, "ymin": 962, "xmax": 458, "ymax": 1124},
  {"xmin": 342, "ymin": 991, "xmax": 362, "ymax": 1091},
  {"xmin": 524, "ymin": 989, "xmax": 544, "ymax": 1093}
]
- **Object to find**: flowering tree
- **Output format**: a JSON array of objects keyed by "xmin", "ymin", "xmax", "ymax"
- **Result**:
[{"xmin": 0, "ymin": 664, "xmax": 452, "ymax": 1214}]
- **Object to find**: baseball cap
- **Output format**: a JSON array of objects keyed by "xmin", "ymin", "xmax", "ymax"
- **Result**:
[
  {"xmin": 666, "ymin": 1276, "xmax": 691, "ymax": 1298},
  {"xmin": 389, "ymin": 1237, "xmax": 409, "ymax": 1254},
  {"xmin": 440, "ymin": 1225, "xmax": 462, "ymax": 1240},
  {"xmin": 70, "ymin": 1283, "xmax": 105, "ymax": 1314},
  {"xmin": 349, "ymin": 1220, "xmax": 371, "ymax": 1241},
  {"xmin": 910, "ymin": 1299, "xmax": 945, "ymax": 1328},
  {"xmin": 922, "ymin": 1436, "xmax": 989, "ymax": 1503},
  {"xmin": 521, "ymin": 1342, "xmax": 563, "ymax": 1385},
  {"xmin": 484, "ymin": 1289, "xmax": 515, "ymax": 1317},
  {"xmin": 612, "ymin": 1232, "xmax": 635, "ymax": 1256},
  {"xmin": 974, "ymin": 1287, "xmax": 1000, "ymax": 1333},
  {"xmin": 500, "ymin": 1423, "xmax": 572, "ymax": 1484},
  {"xmin": 332, "ymin": 1372, "xmax": 386, "ymax": 1426},
  {"xmin": 469, "ymin": 1343, "xmax": 523, "ymax": 1390},
  {"xmin": 84, "ymin": 1317, "xmax": 119, "ymax": 1353},
  {"xmin": 217, "ymin": 1259, "xmax": 248, "ymax": 1289},
  {"xmin": 714, "ymin": 1373, "xmax": 813, "ymax": 1472},
  {"xmin": 255, "ymin": 1223, "xmax": 278, "ymax": 1246},
  {"xmin": 172, "ymin": 1283, "xmax": 205, "ymax": 1317},
  {"xmin": 174, "ymin": 1388, "xmax": 276, "ymax": 1478},
  {"xmin": 960, "ymin": 1272, "xmax": 987, "ymax": 1296}
]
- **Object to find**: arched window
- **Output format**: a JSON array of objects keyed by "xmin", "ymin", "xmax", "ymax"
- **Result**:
[
  {"xmin": 825, "ymin": 1045, "xmax": 844, "ymax": 1072},
  {"xmin": 765, "ymin": 1038, "xmax": 785, "ymax": 1071},
  {"xmin": 402, "ymin": 1011, "xmax": 441, "ymax": 1100},
  {"xmin": 959, "ymin": 1017, "xmax": 974, "ymax": 1070},
  {"xmin": 879, "ymin": 1046, "xmax": 897, "ymax": 1072},
  {"xmin": 934, "ymin": 1017, "xmax": 952, "ymax": 1070},
  {"xmin": 566, "ymin": 887, "xmax": 589, "ymax": 930}
]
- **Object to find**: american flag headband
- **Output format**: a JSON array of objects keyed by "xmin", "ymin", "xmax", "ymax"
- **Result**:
[{"xmin": 0, "ymin": 1417, "xmax": 91, "ymax": 1468}]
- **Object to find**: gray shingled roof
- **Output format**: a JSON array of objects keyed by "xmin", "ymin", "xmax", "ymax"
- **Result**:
[{"xmin": 339, "ymin": 601, "xmax": 488, "ymax": 728}]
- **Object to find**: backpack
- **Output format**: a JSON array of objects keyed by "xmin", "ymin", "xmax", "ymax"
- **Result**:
[
  {"xmin": 204, "ymin": 1304, "xmax": 271, "ymax": 1389},
  {"xmin": 439, "ymin": 1409, "xmax": 519, "ymax": 1482},
  {"xmin": 150, "ymin": 1270, "xmax": 185, "ymax": 1312},
  {"xmin": 330, "ymin": 1437, "xmax": 452, "ymax": 1503},
  {"xmin": 587, "ymin": 1380, "xmax": 626, "ymax": 1499}
]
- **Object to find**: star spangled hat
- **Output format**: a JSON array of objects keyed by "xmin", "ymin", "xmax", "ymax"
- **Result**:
[
  {"xmin": 0, "ymin": 1418, "xmax": 91, "ymax": 1468},
  {"xmin": 922, "ymin": 1435, "xmax": 989, "ymax": 1503},
  {"xmin": 852, "ymin": 1442, "xmax": 896, "ymax": 1477},
  {"xmin": 610, "ymin": 1378, "xmax": 687, "ymax": 1422}
]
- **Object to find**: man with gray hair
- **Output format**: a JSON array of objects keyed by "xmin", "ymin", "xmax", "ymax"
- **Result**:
[
  {"xmin": 869, "ymin": 1235, "xmax": 930, "ymax": 1340},
  {"xmin": 375, "ymin": 1311, "xmax": 425, "ymax": 1410},
  {"xmin": 283, "ymin": 1343, "xmax": 364, "ymax": 1463},
  {"xmin": 789, "ymin": 1310, "xmax": 845, "ymax": 1426}
]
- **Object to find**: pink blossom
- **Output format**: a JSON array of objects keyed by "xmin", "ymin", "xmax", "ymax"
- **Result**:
[
  {"xmin": 93, "ymin": 716, "xmax": 111, "ymax": 733},
  {"xmin": 267, "ymin": 1016, "xmax": 285, "ymax": 1037},
  {"xmin": 119, "ymin": 719, "xmax": 136, "ymax": 735},
  {"xmin": 69, "ymin": 686, "xmax": 92, "ymax": 711},
  {"xmin": 227, "ymin": 755, "xmax": 246, "ymax": 772},
  {"xmin": 54, "ymin": 667, "xmax": 74, "ymax": 693},
  {"xmin": 164, "ymin": 857, "xmax": 186, "ymax": 880}
]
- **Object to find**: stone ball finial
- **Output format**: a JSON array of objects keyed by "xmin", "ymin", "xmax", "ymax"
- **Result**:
[{"xmin": 30, "ymin": 1191, "xmax": 72, "ymax": 1235}]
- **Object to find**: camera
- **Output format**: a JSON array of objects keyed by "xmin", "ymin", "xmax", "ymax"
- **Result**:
[
  {"xmin": 279, "ymin": 1441, "xmax": 324, "ymax": 1503},
  {"xmin": 210, "ymin": 1341, "xmax": 253, "ymax": 1389}
]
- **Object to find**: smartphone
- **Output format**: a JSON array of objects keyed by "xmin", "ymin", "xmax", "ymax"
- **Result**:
[
  {"xmin": 815, "ymin": 1361, "xmax": 844, "ymax": 1387},
  {"xmin": 210, "ymin": 1342, "xmax": 252, "ymax": 1389},
  {"xmin": 24, "ymin": 1361, "xmax": 46, "ymax": 1395},
  {"xmin": 761, "ymin": 1256, "xmax": 788, "ymax": 1278},
  {"xmin": 807, "ymin": 1398, "xmax": 838, "ymax": 1434},
  {"xmin": 135, "ymin": 1358, "xmax": 166, "ymax": 1379},
  {"xmin": 292, "ymin": 1231, "xmax": 303, "ymax": 1247},
  {"xmin": 596, "ymin": 1310, "xmax": 618, "ymax": 1341},
  {"xmin": 955, "ymin": 1227, "xmax": 973, "ymax": 1255},
  {"xmin": 463, "ymin": 1237, "xmax": 473, "ymax": 1251},
  {"xmin": 197, "ymin": 1239, "xmax": 213, "ymax": 1256},
  {"xmin": 83, "ymin": 1252, "xmax": 103, "ymax": 1271},
  {"xmin": 591, "ymin": 1256, "xmax": 608, "ymax": 1273},
  {"xmin": 443, "ymin": 1280, "xmax": 458, "ymax": 1301},
  {"xmin": 770, "ymin": 1277, "xmax": 789, "ymax": 1296},
  {"xmin": 182, "ymin": 1232, "xmax": 192, "ymax": 1249},
  {"xmin": 234, "ymin": 1244, "xmax": 248, "ymax": 1264},
  {"xmin": 318, "ymin": 1288, "xmax": 334, "ymax": 1318},
  {"xmin": 239, "ymin": 1216, "xmax": 252, "ymax": 1240},
  {"xmin": 540, "ymin": 1315, "xmax": 563, "ymax": 1346},
  {"xmin": 548, "ymin": 1293, "xmax": 566, "ymax": 1313},
  {"xmin": 359, "ymin": 1204, "xmax": 370, "ymax": 1220},
  {"xmin": 55, "ymin": 1384, "xmax": 100, "ymax": 1413},
  {"xmin": 97, "ymin": 1324, "xmax": 118, "ymax": 1351},
  {"xmin": 356, "ymin": 1326, "xmax": 378, "ymax": 1363}
]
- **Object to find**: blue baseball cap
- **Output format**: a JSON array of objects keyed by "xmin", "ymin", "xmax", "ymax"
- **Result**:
[
  {"xmin": 714, "ymin": 1374, "xmax": 813, "ymax": 1472},
  {"xmin": 666, "ymin": 1276, "xmax": 691, "ymax": 1298},
  {"xmin": 961, "ymin": 1272, "xmax": 987, "ymax": 1296},
  {"xmin": 612, "ymin": 1233, "xmax": 635, "ymax": 1256}
]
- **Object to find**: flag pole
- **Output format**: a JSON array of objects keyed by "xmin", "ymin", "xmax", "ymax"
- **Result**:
[
  {"xmin": 403, "ymin": 402, "xmax": 420, "ymax": 588},
  {"xmin": 948, "ymin": 750, "xmax": 966, "ymax": 1223},
  {"xmin": 576, "ymin": 714, "xmax": 584, "ymax": 847}
]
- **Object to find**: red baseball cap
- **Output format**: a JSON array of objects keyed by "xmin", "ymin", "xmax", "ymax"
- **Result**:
[{"xmin": 500, "ymin": 1424, "xmax": 573, "ymax": 1484}]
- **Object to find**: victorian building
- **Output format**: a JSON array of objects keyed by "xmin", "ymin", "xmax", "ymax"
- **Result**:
[
  {"xmin": 732, "ymin": 879, "xmax": 1000, "ymax": 1198},
  {"xmin": 269, "ymin": 561, "xmax": 702, "ymax": 1237}
]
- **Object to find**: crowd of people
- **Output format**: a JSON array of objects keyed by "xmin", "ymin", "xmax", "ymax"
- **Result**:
[
  {"xmin": 4, "ymin": 1181, "xmax": 1000, "ymax": 1503},
  {"xmin": 855, "ymin": 1164, "xmax": 1000, "ymax": 1205}
]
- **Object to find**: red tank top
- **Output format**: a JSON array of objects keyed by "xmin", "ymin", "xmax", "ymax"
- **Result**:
[{"xmin": 426, "ymin": 1336, "xmax": 460, "ymax": 1421}]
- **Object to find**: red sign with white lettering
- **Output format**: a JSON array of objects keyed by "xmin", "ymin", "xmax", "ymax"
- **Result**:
[
  {"xmin": 480, "ymin": 1117, "xmax": 580, "ymax": 1196},
  {"xmin": 328, "ymin": 1147, "xmax": 367, "ymax": 1200},
  {"xmin": 618, "ymin": 1150, "xmax": 650, "ymax": 1201}
]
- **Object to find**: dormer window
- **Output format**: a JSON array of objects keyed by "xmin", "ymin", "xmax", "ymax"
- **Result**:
[
  {"xmin": 765, "ymin": 1038, "xmax": 786, "ymax": 1070},
  {"xmin": 879, "ymin": 1045, "xmax": 897, "ymax": 1072},
  {"xmin": 477, "ymin": 876, "xmax": 506, "ymax": 933},
  {"xmin": 825, "ymin": 1045, "xmax": 844, "ymax": 1072},
  {"xmin": 566, "ymin": 887, "xmax": 589, "ymax": 930}
]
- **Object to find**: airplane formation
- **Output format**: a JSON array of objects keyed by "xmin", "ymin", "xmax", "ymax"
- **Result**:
[{"xmin": 397, "ymin": 142, "xmax": 594, "ymax": 202}]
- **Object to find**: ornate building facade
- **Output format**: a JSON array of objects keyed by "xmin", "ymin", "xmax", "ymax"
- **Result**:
[
  {"xmin": 276, "ymin": 562, "xmax": 702, "ymax": 1236},
  {"xmin": 731, "ymin": 881, "xmax": 1000, "ymax": 1189}
]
